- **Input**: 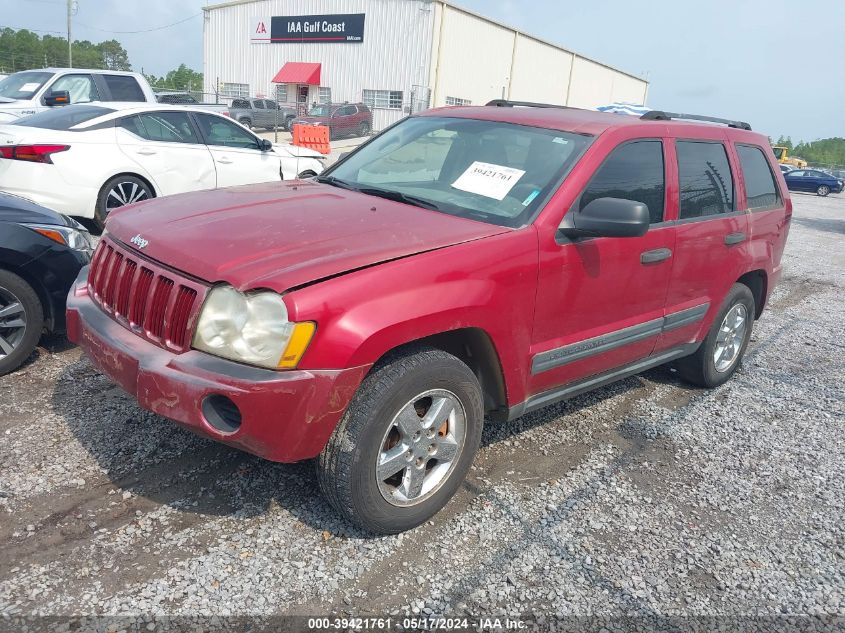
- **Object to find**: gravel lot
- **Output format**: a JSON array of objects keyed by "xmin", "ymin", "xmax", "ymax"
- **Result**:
[{"xmin": 1, "ymin": 193, "xmax": 843, "ymax": 629}]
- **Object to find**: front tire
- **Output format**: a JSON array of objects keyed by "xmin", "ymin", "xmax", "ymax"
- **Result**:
[
  {"xmin": 358, "ymin": 122, "xmax": 371, "ymax": 137},
  {"xmin": 674, "ymin": 283, "xmax": 755, "ymax": 388},
  {"xmin": 0, "ymin": 270, "xmax": 44, "ymax": 376},
  {"xmin": 94, "ymin": 175, "xmax": 153, "ymax": 233},
  {"xmin": 817, "ymin": 185, "xmax": 830, "ymax": 197},
  {"xmin": 317, "ymin": 347, "xmax": 483, "ymax": 534}
]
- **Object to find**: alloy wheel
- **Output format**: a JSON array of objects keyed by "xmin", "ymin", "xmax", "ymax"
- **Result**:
[
  {"xmin": 106, "ymin": 181, "xmax": 149, "ymax": 213},
  {"xmin": 0, "ymin": 286, "xmax": 27, "ymax": 359},
  {"xmin": 713, "ymin": 303, "xmax": 748, "ymax": 373},
  {"xmin": 376, "ymin": 389, "xmax": 466, "ymax": 507}
]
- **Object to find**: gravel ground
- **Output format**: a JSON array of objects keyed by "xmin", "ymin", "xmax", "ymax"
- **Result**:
[{"xmin": 0, "ymin": 193, "xmax": 843, "ymax": 629}]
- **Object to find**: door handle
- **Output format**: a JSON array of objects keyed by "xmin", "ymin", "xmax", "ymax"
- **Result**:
[
  {"xmin": 641, "ymin": 248, "xmax": 672, "ymax": 264},
  {"xmin": 217, "ymin": 156, "xmax": 233, "ymax": 164},
  {"xmin": 725, "ymin": 232, "xmax": 746, "ymax": 246},
  {"xmin": 136, "ymin": 148, "xmax": 157, "ymax": 156}
]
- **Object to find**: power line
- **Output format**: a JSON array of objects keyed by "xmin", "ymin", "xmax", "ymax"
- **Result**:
[{"xmin": 74, "ymin": 13, "xmax": 201, "ymax": 35}]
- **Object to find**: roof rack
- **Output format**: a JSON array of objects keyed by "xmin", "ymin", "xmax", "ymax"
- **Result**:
[
  {"xmin": 486, "ymin": 99, "xmax": 570, "ymax": 110},
  {"xmin": 641, "ymin": 110, "xmax": 752, "ymax": 131}
]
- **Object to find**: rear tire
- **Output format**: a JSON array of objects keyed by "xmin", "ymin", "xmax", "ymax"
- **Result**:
[
  {"xmin": 284, "ymin": 116, "xmax": 295, "ymax": 132},
  {"xmin": 0, "ymin": 270, "xmax": 44, "ymax": 377},
  {"xmin": 317, "ymin": 347, "xmax": 484, "ymax": 534},
  {"xmin": 94, "ymin": 175, "xmax": 153, "ymax": 233},
  {"xmin": 674, "ymin": 283, "xmax": 755, "ymax": 388},
  {"xmin": 817, "ymin": 185, "xmax": 830, "ymax": 197}
]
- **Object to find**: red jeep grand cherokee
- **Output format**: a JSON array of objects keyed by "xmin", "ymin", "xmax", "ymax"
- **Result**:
[{"xmin": 67, "ymin": 101, "xmax": 791, "ymax": 534}]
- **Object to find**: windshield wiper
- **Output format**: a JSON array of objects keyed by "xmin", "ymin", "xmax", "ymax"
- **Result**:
[
  {"xmin": 355, "ymin": 186, "xmax": 443, "ymax": 211},
  {"xmin": 314, "ymin": 175, "xmax": 358, "ymax": 190}
]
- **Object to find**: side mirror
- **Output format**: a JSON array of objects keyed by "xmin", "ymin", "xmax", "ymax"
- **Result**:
[
  {"xmin": 259, "ymin": 138, "xmax": 273, "ymax": 152},
  {"xmin": 559, "ymin": 197, "xmax": 649, "ymax": 239},
  {"xmin": 45, "ymin": 90, "xmax": 71, "ymax": 107}
]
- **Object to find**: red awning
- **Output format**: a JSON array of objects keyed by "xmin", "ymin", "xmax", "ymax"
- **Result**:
[{"xmin": 272, "ymin": 62, "xmax": 322, "ymax": 85}]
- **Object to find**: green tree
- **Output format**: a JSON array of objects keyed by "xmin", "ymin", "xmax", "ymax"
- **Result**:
[
  {"xmin": 0, "ymin": 27, "xmax": 131, "ymax": 73},
  {"xmin": 98, "ymin": 39, "xmax": 131, "ymax": 71},
  {"xmin": 774, "ymin": 135, "xmax": 793, "ymax": 151}
]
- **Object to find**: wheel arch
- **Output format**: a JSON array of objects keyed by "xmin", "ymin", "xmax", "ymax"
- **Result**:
[
  {"xmin": 736, "ymin": 269, "xmax": 768, "ymax": 319},
  {"xmin": 98, "ymin": 172, "xmax": 158, "ymax": 201},
  {"xmin": 0, "ymin": 260, "xmax": 55, "ymax": 332},
  {"xmin": 365, "ymin": 327, "xmax": 509, "ymax": 419}
]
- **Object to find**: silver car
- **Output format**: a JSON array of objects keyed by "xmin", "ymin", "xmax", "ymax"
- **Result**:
[{"xmin": 229, "ymin": 98, "xmax": 297, "ymax": 131}]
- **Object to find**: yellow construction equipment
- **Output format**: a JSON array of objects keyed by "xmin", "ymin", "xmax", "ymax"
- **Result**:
[{"xmin": 772, "ymin": 146, "xmax": 807, "ymax": 169}]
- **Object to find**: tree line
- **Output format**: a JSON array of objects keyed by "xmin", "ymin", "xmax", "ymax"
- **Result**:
[
  {"xmin": 0, "ymin": 27, "xmax": 202, "ymax": 93},
  {"xmin": 774, "ymin": 135, "xmax": 845, "ymax": 167}
]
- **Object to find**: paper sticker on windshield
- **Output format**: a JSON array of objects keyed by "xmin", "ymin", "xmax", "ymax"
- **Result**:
[
  {"xmin": 452, "ymin": 161, "xmax": 526, "ymax": 201},
  {"xmin": 20, "ymin": 83, "xmax": 42, "ymax": 92}
]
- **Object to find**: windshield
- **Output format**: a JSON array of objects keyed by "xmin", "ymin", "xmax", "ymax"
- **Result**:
[
  {"xmin": 0, "ymin": 71, "xmax": 53, "ymax": 100},
  {"xmin": 772, "ymin": 147, "xmax": 785, "ymax": 160},
  {"xmin": 308, "ymin": 105, "xmax": 332, "ymax": 117},
  {"xmin": 12, "ymin": 105, "xmax": 114, "ymax": 130},
  {"xmin": 323, "ymin": 116, "xmax": 591, "ymax": 227}
]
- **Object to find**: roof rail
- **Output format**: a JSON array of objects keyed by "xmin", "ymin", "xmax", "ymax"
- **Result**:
[
  {"xmin": 486, "ymin": 99, "xmax": 570, "ymax": 110},
  {"xmin": 641, "ymin": 110, "xmax": 752, "ymax": 131}
]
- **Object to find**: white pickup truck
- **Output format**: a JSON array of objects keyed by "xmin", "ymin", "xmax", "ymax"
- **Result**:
[{"xmin": 0, "ymin": 68, "xmax": 157, "ymax": 123}]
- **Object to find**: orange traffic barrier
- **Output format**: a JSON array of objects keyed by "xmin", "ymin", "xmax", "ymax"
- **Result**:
[{"xmin": 292, "ymin": 124, "xmax": 331, "ymax": 155}]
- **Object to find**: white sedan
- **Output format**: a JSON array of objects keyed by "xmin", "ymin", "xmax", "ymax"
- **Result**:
[{"xmin": 0, "ymin": 103, "xmax": 326, "ymax": 230}]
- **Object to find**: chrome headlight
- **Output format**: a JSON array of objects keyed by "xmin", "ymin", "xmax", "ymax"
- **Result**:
[
  {"xmin": 23, "ymin": 222, "xmax": 95, "ymax": 254},
  {"xmin": 192, "ymin": 285, "xmax": 315, "ymax": 370}
]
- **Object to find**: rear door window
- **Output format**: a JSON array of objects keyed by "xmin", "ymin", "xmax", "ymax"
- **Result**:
[
  {"xmin": 121, "ymin": 112, "xmax": 200, "ymax": 144},
  {"xmin": 737, "ymin": 145, "xmax": 781, "ymax": 210},
  {"xmin": 580, "ymin": 140, "xmax": 665, "ymax": 224},
  {"xmin": 103, "ymin": 75, "xmax": 146, "ymax": 101},
  {"xmin": 676, "ymin": 141, "xmax": 735, "ymax": 219}
]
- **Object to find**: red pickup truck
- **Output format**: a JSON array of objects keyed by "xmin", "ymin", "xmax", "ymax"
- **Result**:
[{"xmin": 67, "ymin": 101, "xmax": 791, "ymax": 534}]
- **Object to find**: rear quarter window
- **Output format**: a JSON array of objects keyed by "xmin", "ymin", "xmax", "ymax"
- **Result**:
[
  {"xmin": 737, "ymin": 145, "xmax": 781, "ymax": 210},
  {"xmin": 677, "ymin": 141, "xmax": 735, "ymax": 219}
]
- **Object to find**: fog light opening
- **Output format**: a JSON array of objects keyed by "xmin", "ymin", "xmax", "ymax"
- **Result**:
[{"xmin": 202, "ymin": 394, "xmax": 242, "ymax": 435}]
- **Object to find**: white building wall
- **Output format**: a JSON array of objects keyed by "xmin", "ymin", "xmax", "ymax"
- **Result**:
[
  {"xmin": 203, "ymin": 0, "xmax": 435, "ymax": 130},
  {"xmin": 430, "ymin": 4, "xmax": 515, "ymax": 107},
  {"xmin": 204, "ymin": 0, "xmax": 649, "ymax": 129},
  {"xmin": 430, "ymin": 1, "xmax": 647, "ymax": 109},
  {"xmin": 566, "ymin": 56, "xmax": 648, "ymax": 109},
  {"xmin": 509, "ymin": 35, "xmax": 573, "ymax": 106}
]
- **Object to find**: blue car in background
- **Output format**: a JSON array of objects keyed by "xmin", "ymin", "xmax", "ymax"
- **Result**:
[{"xmin": 783, "ymin": 169, "xmax": 844, "ymax": 197}]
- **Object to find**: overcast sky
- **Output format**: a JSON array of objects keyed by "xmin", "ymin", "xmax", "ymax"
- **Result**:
[{"xmin": 2, "ymin": 0, "xmax": 842, "ymax": 141}]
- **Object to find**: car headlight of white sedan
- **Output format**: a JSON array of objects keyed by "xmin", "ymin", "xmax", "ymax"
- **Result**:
[{"xmin": 192, "ymin": 285, "xmax": 315, "ymax": 369}]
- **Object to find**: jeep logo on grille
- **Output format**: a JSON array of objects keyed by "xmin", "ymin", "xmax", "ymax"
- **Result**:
[{"xmin": 130, "ymin": 234, "xmax": 149, "ymax": 250}]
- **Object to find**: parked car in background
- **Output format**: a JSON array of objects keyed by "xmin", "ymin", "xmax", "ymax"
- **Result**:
[
  {"xmin": 0, "ymin": 103, "xmax": 325, "ymax": 231},
  {"xmin": 783, "ymin": 169, "xmax": 844, "ymax": 196},
  {"xmin": 291, "ymin": 102, "xmax": 372, "ymax": 139},
  {"xmin": 779, "ymin": 164, "xmax": 794, "ymax": 174},
  {"xmin": 0, "ymin": 192, "xmax": 93, "ymax": 375},
  {"xmin": 67, "ymin": 103, "xmax": 790, "ymax": 534},
  {"xmin": 229, "ymin": 98, "xmax": 297, "ymax": 131},
  {"xmin": 0, "ymin": 68, "xmax": 156, "ymax": 123}
]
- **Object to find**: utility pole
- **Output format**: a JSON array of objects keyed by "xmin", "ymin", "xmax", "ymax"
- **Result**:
[{"xmin": 67, "ymin": 0, "xmax": 73, "ymax": 68}]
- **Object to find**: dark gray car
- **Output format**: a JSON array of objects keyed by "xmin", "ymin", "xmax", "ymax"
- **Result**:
[{"xmin": 229, "ymin": 98, "xmax": 297, "ymax": 131}]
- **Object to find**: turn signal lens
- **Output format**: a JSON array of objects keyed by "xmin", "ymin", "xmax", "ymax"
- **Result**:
[
  {"xmin": 278, "ymin": 322, "xmax": 316, "ymax": 369},
  {"xmin": 31, "ymin": 227, "xmax": 68, "ymax": 245}
]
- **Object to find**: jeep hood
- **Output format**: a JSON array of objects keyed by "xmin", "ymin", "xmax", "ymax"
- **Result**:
[{"xmin": 105, "ymin": 181, "xmax": 509, "ymax": 293}]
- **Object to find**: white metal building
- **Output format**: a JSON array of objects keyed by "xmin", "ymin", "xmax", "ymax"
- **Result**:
[{"xmin": 203, "ymin": 0, "xmax": 649, "ymax": 131}]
